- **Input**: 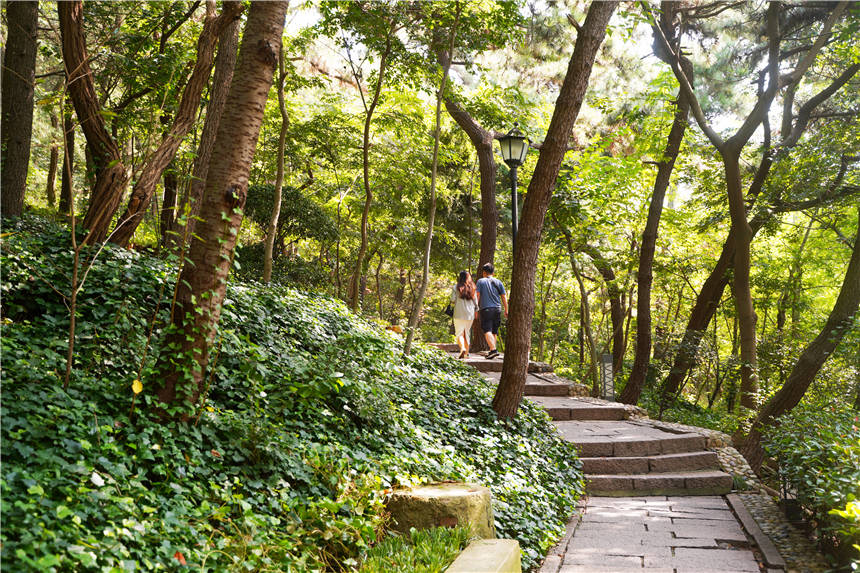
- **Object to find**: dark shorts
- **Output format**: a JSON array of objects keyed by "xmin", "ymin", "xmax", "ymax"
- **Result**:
[{"xmin": 480, "ymin": 307, "xmax": 502, "ymax": 334}]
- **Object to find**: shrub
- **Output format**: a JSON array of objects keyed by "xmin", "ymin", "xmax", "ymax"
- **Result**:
[
  {"xmin": 763, "ymin": 405, "xmax": 860, "ymax": 568},
  {"xmin": 1, "ymin": 217, "xmax": 583, "ymax": 571}
]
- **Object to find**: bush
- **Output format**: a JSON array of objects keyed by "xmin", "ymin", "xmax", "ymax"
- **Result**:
[
  {"xmin": 1, "ymin": 217, "xmax": 583, "ymax": 571},
  {"xmin": 763, "ymin": 405, "xmax": 860, "ymax": 568}
]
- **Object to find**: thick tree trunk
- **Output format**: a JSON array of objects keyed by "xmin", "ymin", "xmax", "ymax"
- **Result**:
[
  {"xmin": 59, "ymin": 105, "xmax": 75, "ymax": 215},
  {"xmin": 723, "ymin": 150, "xmax": 759, "ymax": 410},
  {"xmin": 740, "ymin": 215, "xmax": 860, "ymax": 471},
  {"xmin": 183, "ymin": 3, "xmax": 241, "ymax": 239},
  {"xmin": 156, "ymin": 1, "xmax": 287, "ymax": 409},
  {"xmin": 59, "ymin": 0, "xmax": 129, "ymax": 243},
  {"xmin": 493, "ymin": 1, "xmax": 618, "ymax": 419},
  {"xmin": 264, "ymin": 45, "xmax": 289, "ymax": 284},
  {"xmin": 442, "ymin": 98, "xmax": 498, "ymax": 353},
  {"xmin": 111, "ymin": 3, "xmax": 242, "ymax": 247},
  {"xmin": 621, "ymin": 78, "xmax": 691, "ymax": 404},
  {"xmin": 1, "ymin": 0, "xmax": 39, "ymax": 218}
]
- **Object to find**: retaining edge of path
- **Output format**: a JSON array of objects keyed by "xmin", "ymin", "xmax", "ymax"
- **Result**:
[{"xmin": 727, "ymin": 493, "xmax": 787, "ymax": 570}]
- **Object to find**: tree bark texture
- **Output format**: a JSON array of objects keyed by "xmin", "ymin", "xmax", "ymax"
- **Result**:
[
  {"xmin": 264, "ymin": 45, "xmax": 289, "ymax": 284},
  {"xmin": 442, "ymin": 98, "xmax": 499, "ymax": 353},
  {"xmin": 740, "ymin": 214, "xmax": 860, "ymax": 471},
  {"xmin": 111, "ymin": 2, "xmax": 243, "ymax": 247},
  {"xmin": 59, "ymin": 0, "xmax": 129, "ymax": 243},
  {"xmin": 156, "ymin": 1, "xmax": 288, "ymax": 408},
  {"xmin": 1, "ymin": 0, "xmax": 39, "ymax": 218},
  {"xmin": 581, "ymin": 244, "xmax": 625, "ymax": 379},
  {"xmin": 46, "ymin": 112, "xmax": 60, "ymax": 207},
  {"xmin": 493, "ymin": 1, "xmax": 618, "ymax": 419},
  {"xmin": 59, "ymin": 105, "xmax": 75, "ymax": 215},
  {"xmin": 159, "ymin": 163, "xmax": 179, "ymax": 247},
  {"xmin": 183, "ymin": 3, "xmax": 241, "ymax": 238},
  {"xmin": 621, "ymin": 3, "xmax": 692, "ymax": 404}
]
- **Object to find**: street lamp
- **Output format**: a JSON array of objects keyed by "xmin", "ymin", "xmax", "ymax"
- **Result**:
[{"xmin": 498, "ymin": 123, "xmax": 529, "ymax": 252}]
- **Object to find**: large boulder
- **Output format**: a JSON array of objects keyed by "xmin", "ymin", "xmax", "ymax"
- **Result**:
[{"xmin": 387, "ymin": 482, "xmax": 496, "ymax": 538}]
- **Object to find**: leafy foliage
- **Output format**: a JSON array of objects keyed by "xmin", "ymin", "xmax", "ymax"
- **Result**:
[
  {"xmin": 763, "ymin": 405, "xmax": 860, "ymax": 568},
  {"xmin": 1, "ymin": 218, "xmax": 582, "ymax": 571}
]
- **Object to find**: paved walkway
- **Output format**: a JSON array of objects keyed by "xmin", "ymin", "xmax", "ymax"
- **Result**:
[
  {"xmin": 539, "ymin": 496, "xmax": 771, "ymax": 573},
  {"xmin": 433, "ymin": 343, "xmax": 816, "ymax": 571}
]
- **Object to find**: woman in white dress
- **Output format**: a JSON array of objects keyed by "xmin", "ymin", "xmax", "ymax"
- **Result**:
[{"xmin": 450, "ymin": 270, "xmax": 478, "ymax": 359}]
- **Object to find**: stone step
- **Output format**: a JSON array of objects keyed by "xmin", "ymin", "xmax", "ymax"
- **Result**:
[
  {"xmin": 553, "ymin": 421, "xmax": 707, "ymax": 458},
  {"xmin": 462, "ymin": 354, "xmax": 552, "ymax": 373},
  {"xmin": 581, "ymin": 451, "xmax": 720, "ymax": 475},
  {"xmin": 586, "ymin": 470, "xmax": 733, "ymax": 496},
  {"xmin": 528, "ymin": 397, "xmax": 628, "ymax": 421},
  {"xmin": 431, "ymin": 342, "xmax": 461, "ymax": 353},
  {"xmin": 483, "ymin": 372, "xmax": 571, "ymax": 397}
]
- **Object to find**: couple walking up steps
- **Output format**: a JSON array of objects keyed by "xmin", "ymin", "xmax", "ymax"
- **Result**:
[{"xmin": 450, "ymin": 263, "xmax": 508, "ymax": 360}]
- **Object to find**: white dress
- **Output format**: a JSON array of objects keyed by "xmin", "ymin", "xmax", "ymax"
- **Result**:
[{"xmin": 450, "ymin": 287, "xmax": 477, "ymax": 342}]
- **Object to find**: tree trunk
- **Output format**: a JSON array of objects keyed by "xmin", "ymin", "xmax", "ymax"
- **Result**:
[
  {"xmin": 404, "ymin": 10, "xmax": 460, "ymax": 355},
  {"xmin": 1, "ymin": 0, "xmax": 39, "ymax": 218},
  {"xmin": 442, "ymin": 98, "xmax": 499, "ymax": 353},
  {"xmin": 59, "ymin": 104, "xmax": 75, "ymax": 215},
  {"xmin": 493, "ymin": 0, "xmax": 617, "ymax": 419},
  {"xmin": 111, "ymin": 2, "xmax": 243, "ymax": 247},
  {"xmin": 159, "ymin": 161, "xmax": 179, "ymax": 247},
  {"xmin": 59, "ymin": 0, "xmax": 129, "ymax": 243},
  {"xmin": 581, "ymin": 244, "xmax": 624, "ymax": 379},
  {"xmin": 46, "ymin": 112, "xmax": 60, "ymax": 207},
  {"xmin": 739, "ymin": 214, "xmax": 860, "ymax": 471},
  {"xmin": 155, "ymin": 1, "xmax": 287, "ymax": 409},
  {"xmin": 264, "ymin": 45, "xmax": 289, "ymax": 283},
  {"xmin": 723, "ymin": 149, "xmax": 759, "ymax": 410},
  {"xmin": 349, "ymin": 34, "xmax": 392, "ymax": 312},
  {"xmin": 182, "ymin": 2, "xmax": 241, "ymax": 240},
  {"xmin": 621, "ymin": 73, "xmax": 691, "ymax": 404}
]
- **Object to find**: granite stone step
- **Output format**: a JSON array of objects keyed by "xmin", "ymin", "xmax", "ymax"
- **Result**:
[
  {"xmin": 581, "ymin": 451, "xmax": 720, "ymax": 475},
  {"xmin": 529, "ymin": 397, "xmax": 628, "ymax": 421},
  {"xmin": 462, "ymin": 354, "xmax": 552, "ymax": 373},
  {"xmin": 431, "ymin": 342, "xmax": 461, "ymax": 353},
  {"xmin": 586, "ymin": 470, "xmax": 733, "ymax": 496},
  {"xmin": 553, "ymin": 421, "xmax": 707, "ymax": 457},
  {"xmin": 482, "ymin": 372, "xmax": 572, "ymax": 397}
]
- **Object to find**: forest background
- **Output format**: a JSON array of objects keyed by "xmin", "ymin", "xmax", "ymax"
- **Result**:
[{"xmin": 1, "ymin": 0, "xmax": 859, "ymax": 569}]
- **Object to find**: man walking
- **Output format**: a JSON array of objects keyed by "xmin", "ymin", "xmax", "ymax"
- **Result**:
[{"xmin": 475, "ymin": 262, "xmax": 508, "ymax": 359}]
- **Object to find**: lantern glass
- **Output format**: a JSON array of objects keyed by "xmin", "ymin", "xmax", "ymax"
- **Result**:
[{"xmin": 499, "ymin": 123, "xmax": 529, "ymax": 167}]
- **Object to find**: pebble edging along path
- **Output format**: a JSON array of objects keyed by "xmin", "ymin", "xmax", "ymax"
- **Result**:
[{"xmin": 433, "ymin": 343, "xmax": 831, "ymax": 573}]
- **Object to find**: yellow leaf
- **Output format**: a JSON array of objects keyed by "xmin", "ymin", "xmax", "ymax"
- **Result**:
[{"xmin": 132, "ymin": 379, "xmax": 142, "ymax": 394}]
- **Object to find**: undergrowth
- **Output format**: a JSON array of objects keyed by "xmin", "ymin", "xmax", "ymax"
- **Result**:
[{"xmin": 1, "ymin": 217, "xmax": 584, "ymax": 571}]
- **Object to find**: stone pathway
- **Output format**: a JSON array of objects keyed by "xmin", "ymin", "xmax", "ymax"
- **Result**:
[
  {"xmin": 433, "ymin": 344, "xmax": 830, "ymax": 572},
  {"xmin": 539, "ymin": 496, "xmax": 768, "ymax": 573}
]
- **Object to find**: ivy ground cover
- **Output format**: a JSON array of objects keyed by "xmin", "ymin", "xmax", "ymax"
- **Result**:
[{"xmin": 1, "ymin": 218, "xmax": 584, "ymax": 571}]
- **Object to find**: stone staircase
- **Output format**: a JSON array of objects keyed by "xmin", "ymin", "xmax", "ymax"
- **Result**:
[{"xmin": 434, "ymin": 344, "xmax": 733, "ymax": 497}]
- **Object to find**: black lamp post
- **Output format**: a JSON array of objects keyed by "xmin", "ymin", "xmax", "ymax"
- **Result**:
[{"xmin": 498, "ymin": 123, "xmax": 529, "ymax": 253}]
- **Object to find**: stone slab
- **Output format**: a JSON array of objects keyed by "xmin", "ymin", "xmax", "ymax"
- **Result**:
[
  {"xmin": 448, "ymin": 539, "xmax": 522, "ymax": 573},
  {"xmin": 582, "ymin": 456, "xmax": 650, "ymax": 474},
  {"xmin": 652, "ymin": 547, "xmax": 759, "ymax": 571},
  {"xmin": 649, "ymin": 451, "xmax": 719, "ymax": 473}
]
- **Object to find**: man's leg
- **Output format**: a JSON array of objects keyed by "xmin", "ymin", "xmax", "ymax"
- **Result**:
[{"xmin": 484, "ymin": 330, "xmax": 496, "ymax": 351}]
